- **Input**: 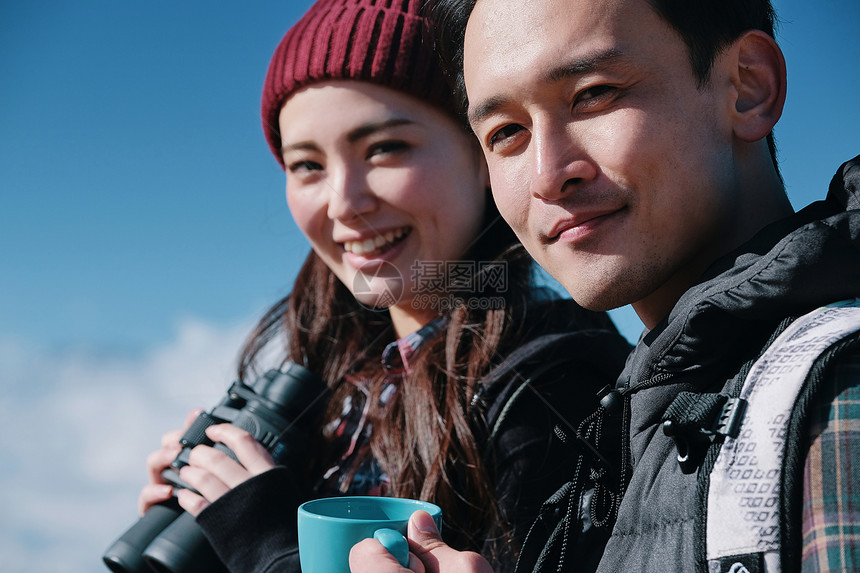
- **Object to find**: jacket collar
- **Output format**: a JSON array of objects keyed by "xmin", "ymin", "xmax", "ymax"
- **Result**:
[{"xmin": 623, "ymin": 155, "xmax": 860, "ymax": 387}]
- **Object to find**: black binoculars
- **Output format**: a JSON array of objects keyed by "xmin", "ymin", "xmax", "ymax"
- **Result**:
[{"xmin": 103, "ymin": 364, "xmax": 327, "ymax": 572}]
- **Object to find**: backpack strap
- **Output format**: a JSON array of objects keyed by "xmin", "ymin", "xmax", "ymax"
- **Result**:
[
  {"xmin": 488, "ymin": 356, "xmax": 570, "ymax": 441},
  {"xmin": 704, "ymin": 298, "xmax": 860, "ymax": 573},
  {"xmin": 478, "ymin": 329, "xmax": 629, "ymax": 436},
  {"xmin": 469, "ymin": 329, "xmax": 629, "ymax": 573},
  {"xmin": 479, "ymin": 329, "xmax": 630, "ymax": 573}
]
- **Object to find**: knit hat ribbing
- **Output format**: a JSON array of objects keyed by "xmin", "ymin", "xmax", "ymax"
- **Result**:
[{"xmin": 261, "ymin": 0, "xmax": 454, "ymax": 167}]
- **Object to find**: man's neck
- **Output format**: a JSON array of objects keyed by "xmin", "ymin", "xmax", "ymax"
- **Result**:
[{"xmin": 634, "ymin": 163, "xmax": 794, "ymax": 330}]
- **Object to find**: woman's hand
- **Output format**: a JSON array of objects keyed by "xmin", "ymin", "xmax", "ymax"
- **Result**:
[
  {"xmin": 173, "ymin": 423, "xmax": 277, "ymax": 516},
  {"xmin": 137, "ymin": 409, "xmax": 201, "ymax": 515}
]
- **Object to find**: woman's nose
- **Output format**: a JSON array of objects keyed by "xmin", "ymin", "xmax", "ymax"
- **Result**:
[{"xmin": 326, "ymin": 166, "xmax": 377, "ymax": 221}]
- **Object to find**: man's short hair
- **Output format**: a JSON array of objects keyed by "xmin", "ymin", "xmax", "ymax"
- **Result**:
[{"xmin": 427, "ymin": 0, "xmax": 781, "ymax": 174}]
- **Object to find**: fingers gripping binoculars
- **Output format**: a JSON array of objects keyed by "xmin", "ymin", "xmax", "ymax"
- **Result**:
[{"xmin": 103, "ymin": 364, "xmax": 328, "ymax": 572}]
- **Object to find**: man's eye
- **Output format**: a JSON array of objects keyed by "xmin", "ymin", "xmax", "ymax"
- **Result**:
[
  {"xmin": 576, "ymin": 85, "xmax": 616, "ymax": 105},
  {"xmin": 488, "ymin": 124, "xmax": 524, "ymax": 150},
  {"xmin": 287, "ymin": 160, "xmax": 323, "ymax": 174}
]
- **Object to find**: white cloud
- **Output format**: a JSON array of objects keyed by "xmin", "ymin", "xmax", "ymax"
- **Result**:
[{"xmin": 0, "ymin": 317, "xmax": 255, "ymax": 573}]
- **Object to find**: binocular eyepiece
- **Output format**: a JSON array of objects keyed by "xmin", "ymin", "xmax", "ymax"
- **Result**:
[{"xmin": 103, "ymin": 364, "xmax": 327, "ymax": 573}]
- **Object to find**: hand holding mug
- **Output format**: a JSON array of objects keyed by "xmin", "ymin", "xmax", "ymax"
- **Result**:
[
  {"xmin": 297, "ymin": 496, "xmax": 442, "ymax": 572},
  {"xmin": 349, "ymin": 510, "xmax": 494, "ymax": 573}
]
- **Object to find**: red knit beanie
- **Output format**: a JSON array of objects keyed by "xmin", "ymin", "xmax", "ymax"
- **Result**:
[{"xmin": 261, "ymin": 0, "xmax": 455, "ymax": 168}]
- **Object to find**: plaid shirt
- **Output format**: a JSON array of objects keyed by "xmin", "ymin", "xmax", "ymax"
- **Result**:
[
  {"xmin": 802, "ymin": 349, "xmax": 860, "ymax": 571},
  {"xmin": 317, "ymin": 318, "xmax": 445, "ymax": 497}
]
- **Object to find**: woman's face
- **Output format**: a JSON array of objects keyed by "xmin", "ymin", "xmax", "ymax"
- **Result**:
[{"xmin": 278, "ymin": 81, "xmax": 489, "ymax": 332}]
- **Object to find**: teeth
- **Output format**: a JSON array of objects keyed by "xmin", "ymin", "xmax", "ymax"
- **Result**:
[{"xmin": 343, "ymin": 227, "xmax": 409, "ymax": 255}]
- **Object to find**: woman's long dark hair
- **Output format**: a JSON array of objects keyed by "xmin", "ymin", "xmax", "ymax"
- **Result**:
[{"xmin": 237, "ymin": 195, "xmax": 545, "ymax": 554}]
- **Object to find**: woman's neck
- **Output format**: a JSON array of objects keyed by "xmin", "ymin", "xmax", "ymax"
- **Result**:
[{"xmin": 388, "ymin": 304, "xmax": 439, "ymax": 338}]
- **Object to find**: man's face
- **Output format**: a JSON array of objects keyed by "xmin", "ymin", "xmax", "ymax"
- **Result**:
[{"xmin": 463, "ymin": 0, "xmax": 744, "ymax": 325}]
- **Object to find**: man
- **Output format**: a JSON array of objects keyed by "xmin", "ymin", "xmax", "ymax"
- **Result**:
[{"xmin": 350, "ymin": 0, "xmax": 860, "ymax": 571}]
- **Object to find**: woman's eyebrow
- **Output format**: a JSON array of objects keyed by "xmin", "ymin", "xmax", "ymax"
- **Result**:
[
  {"xmin": 345, "ymin": 118, "xmax": 415, "ymax": 143},
  {"xmin": 281, "ymin": 117, "xmax": 417, "ymax": 155},
  {"xmin": 281, "ymin": 140, "xmax": 320, "ymax": 155}
]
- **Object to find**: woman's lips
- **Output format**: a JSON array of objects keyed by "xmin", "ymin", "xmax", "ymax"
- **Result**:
[{"xmin": 342, "ymin": 226, "xmax": 411, "ymax": 256}]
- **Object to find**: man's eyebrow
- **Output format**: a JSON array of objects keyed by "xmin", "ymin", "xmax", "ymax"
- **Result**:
[
  {"xmin": 281, "ymin": 118, "xmax": 415, "ymax": 156},
  {"xmin": 544, "ymin": 48, "xmax": 624, "ymax": 83},
  {"xmin": 468, "ymin": 95, "xmax": 510, "ymax": 128},
  {"xmin": 467, "ymin": 48, "xmax": 625, "ymax": 127}
]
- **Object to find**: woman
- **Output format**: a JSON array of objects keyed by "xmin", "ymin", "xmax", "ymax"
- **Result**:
[{"xmin": 138, "ymin": 1, "xmax": 632, "ymax": 571}]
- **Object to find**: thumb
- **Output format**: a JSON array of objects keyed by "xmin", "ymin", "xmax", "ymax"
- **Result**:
[
  {"xmin": 407, "ymin": 510, "xmax": 444, "ymax": 549},
  {"xmin": 407, "ymin": 511, "xmax": 494, "ymax": 573}
]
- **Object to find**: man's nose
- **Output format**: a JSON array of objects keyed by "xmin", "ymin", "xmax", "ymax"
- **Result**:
[{"xmin": 529, "ymin": 125, "xmax": 596, "ymax": 201}]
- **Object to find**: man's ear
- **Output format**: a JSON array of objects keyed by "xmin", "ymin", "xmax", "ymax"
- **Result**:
[{"xmin": 730, "ymin": 30, "xmax": 787, "ymax": 142}]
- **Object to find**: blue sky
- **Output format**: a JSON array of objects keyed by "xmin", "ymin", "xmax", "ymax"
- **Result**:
[{"xmin": 1, "ymin": 1, "xmax": 858, "ymax": 571}]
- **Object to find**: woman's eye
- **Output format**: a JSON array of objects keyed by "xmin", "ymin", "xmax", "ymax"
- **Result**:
[
  {"xmin": 488, "ymin": 124, "xmax": 524, "ymax": 150},
  {"xmin": 367, "ymin": 140, "xmax": 409, "ymax": 158},
  {"xmin": 287, "ymin": 160, "xmax": 323, "ymax": 174}
]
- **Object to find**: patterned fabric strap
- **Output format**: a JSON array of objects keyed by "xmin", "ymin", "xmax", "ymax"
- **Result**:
[{"xmin": 706, "ymin": 299, "xmax": 860, "ymax": 573}]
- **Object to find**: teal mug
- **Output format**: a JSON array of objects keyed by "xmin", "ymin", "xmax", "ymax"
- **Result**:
[{"xmin": 297, "ymin": 496, "xmax": 442, "ymax": 572}]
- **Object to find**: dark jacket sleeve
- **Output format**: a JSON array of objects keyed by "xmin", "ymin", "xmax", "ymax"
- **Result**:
[
  {"xmin": 479, "ymin": 328, "xmax": 632, "ymax": 573},
  {"xmin": 196, "ymin": 466, "xmax": 306, "ymax": 573}
]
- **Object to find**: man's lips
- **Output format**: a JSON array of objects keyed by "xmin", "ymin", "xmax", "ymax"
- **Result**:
[{"xmin": 543, "ymin": 208, "xmax": 622, "ymax": 244}]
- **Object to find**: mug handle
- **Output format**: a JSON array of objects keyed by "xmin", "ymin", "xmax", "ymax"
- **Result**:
[{"xmin": 373, "ymin": 528, "xmax": 409, "ymax": 567}]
